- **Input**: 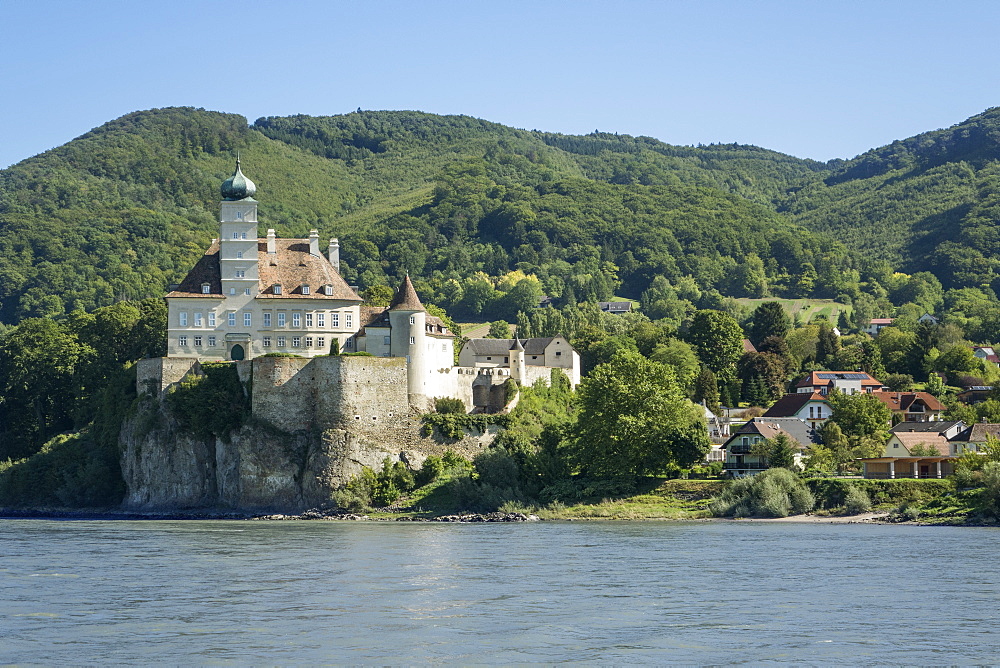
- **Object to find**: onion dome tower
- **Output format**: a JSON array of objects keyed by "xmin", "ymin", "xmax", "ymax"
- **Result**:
[{"xmin": 220, "ymin": 156, "xmax": 257, "ymax": 201}]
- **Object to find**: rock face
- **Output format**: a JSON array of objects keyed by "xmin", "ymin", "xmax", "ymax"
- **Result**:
[{"xmin": 120, "ymin": 357, "xmax": 497, "ymax": 512}]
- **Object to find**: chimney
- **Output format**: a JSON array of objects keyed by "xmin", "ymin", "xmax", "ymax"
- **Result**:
[
  {"xmin": 309, "ymin": 229, "xmax": 320, "ymax": 257},
  {"xmin": 266, "ymin": 229, "xmax": 276, "ymax": 255},
  {"xmin": 328, "ymin": 237, "xmax": 340, "ymax": 272}
]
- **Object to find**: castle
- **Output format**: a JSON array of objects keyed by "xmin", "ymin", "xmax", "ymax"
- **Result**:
[{"xmin": 162, "ymin": 160, "xmax": 580, "ymax": 412}]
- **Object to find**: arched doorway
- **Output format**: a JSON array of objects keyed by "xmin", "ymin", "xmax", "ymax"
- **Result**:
[{"xmin": 230, "ymin": 344, "xmax": 245, "ymax": 361}]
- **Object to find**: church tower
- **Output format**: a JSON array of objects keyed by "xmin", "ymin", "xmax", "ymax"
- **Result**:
[
  {"xmin": 388, "ymin": 276, "xmax": 428, "ymax": 405},
  {"xmin": 218, "ymin": 158, "xmax": 260, "ymax": 300}
]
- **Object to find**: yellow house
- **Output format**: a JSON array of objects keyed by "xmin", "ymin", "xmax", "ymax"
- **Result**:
[{"xmin": 860, "ymin": 431, "xmax": 955, "ymax": 479}]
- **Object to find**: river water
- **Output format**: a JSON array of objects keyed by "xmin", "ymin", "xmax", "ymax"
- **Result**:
[{"xmin": 2, "ymin": 519, "xmax": 998, "ymax": 664}]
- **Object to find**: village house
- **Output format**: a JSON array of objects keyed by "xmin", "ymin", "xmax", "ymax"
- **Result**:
[
  {"xmin": 720, "ymin": 417, "xmax": 821, "ymax": 477},
  {"xmin": 864, "ymin": 317, "xmax": 894, "ymax": 336},
  {"xmin": 956, "ymin": 385, "xmax": 994, "ymax": 405},
  {"xmin": 761, "ymin": 392, "xmax": 832, "ymax": 426},
  {"xmin": 795, "ymin": 371, "xmax": 886, "ymax": 395},
  {"xmin": 458, "ymin": 336, "xmax": 581, "ymax": 387},
  {"xmin": 859, "ymin": 421, "xmax": 965, "ymax": 479},
  {"xmin": 870, "ymin": 391, "xmax": 945, "ymax": 423},
  {"xmin": 598, "ymin": 301, "xmax": 632, "ymax": 314},
  {"xmin": 972, "ymin": 346, "xmax": 1000, "ymax": 367},
  {"xmin": 949, "ymin": 422, "xmax": 1000, "ymax": 455}
]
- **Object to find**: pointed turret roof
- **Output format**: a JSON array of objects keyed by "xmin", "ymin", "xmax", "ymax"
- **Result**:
[
  {"xmin": 389, "ymin": 275, "xmax": 425, "ymax": 311},
  {"xmin": 509, "ymin": 337, "xmax": 524, "ymax": 351}
]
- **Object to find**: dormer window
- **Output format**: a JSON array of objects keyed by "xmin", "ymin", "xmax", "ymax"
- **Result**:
[
  {"xmin": 324, "ymin": 284, "xmax": 333, "ymax": 296},
  {"xmin": 302, "ymin": 285, "xmax": 310, "ymax": 295},
  {"xmin": 201, "ymin": 283, "xmax": 210, "ymax": 294},
  {"xmin": 273, "ymin": 284, "xmax": 282, "ymax": 295}
]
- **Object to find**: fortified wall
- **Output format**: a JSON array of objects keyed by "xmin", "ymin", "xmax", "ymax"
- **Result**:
[{"xmin": 121, "ymin": 356, "xmax": 504, "ymax": 512}]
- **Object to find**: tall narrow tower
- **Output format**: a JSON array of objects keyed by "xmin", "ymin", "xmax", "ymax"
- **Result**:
[
  {"xmin": 388, "ymin": 275, "xmax": 427, "ymax": 406},
  {"xmin": 218, "ymin": 158, "xmax": 260, "ymax": 298},
  {"xmin": 510, "ymin": 335, "xmax": 526, "ymax": 383}
]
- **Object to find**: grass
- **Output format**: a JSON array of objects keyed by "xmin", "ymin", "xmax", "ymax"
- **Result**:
[{"xmin": 734, "ymin": 298, "xmax": 851, "ymax": 324}]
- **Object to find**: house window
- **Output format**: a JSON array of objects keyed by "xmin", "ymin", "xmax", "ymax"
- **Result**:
[
  {"xmin": 208, "ymin": 336, "xmax": 216, "ymax": 347},
  {"xmin": 208, "ymin": 313, "xmax": 216, "ymax": 327},
  {"xmin": 244, "ymin": 312, "xmax": 252, "ymax": 327},
  {"xmin": 201, "ymin": 283, "xmax": 210, "ymax": 294},
  {"xmin": 442, "ymin": 344, "xmax": 447, "ymax": 352},
  {"xmin": 305, "ymin": 313, "xmax": 313, "ymax": 327},
  {"xmin": 305, "ymin": 337, "xmax": 313, "ymax": 347},
  {"xmin": 555, "ymin": 351, "xmax": 561, "ymax": 356},
  {"xmin": 179, "ymin": 312, "xmax": 188, "ymax": 326},
  {"xmin": 194, "ymin": 336, "xmax": 202, "ymax": 347},
  {"xmin": 317, "ymin": 337, "xmax": 325, "ymax": 348},
  {"xmin": 332, "ymin": 313, "xmax": 339, "ymax": 328},
  {"xmin": 531, "ymin": 355, "xmax": 538, "ymax": 360},
  {"xmin": 409, "ymin": 336, "xmax": 415, "ymax": 345},
  {"xmin": 893, "ymin": 443, "xmax": 899, "ymax": 448},
  {"xmin": 263, "ymin": 312, "xmax": 271, "ymax": 327},
  {"xmin": 809, "ymin": 406, "xmax": 814, "ymax": 419},
  {"xmin": 178, "ymin": 335, "xmax": 188, "ymax": 346},
  {"xmin": 324, "ymin": 285, "xmax": 333, "ymax": 296},
  {"xmin": 244, "ymin": 288, "xmax": 252, "ymax": 296},
  {"xmin": 236, "ymin": 251, "xmax": 243, "ymax": 259},
  {"xmin": 302, "ymin": 285, "xmax": 310, "ymax": 295},
  {"xmin": 292, "ymin": 337, "xmax": 301, "ymax": 347},
  {"xmin": 318, "ymin": 313, "xmax": 325, "ymax": 327},
  {"xmin": 263, "ymin": 337, "xmax": 271, "ymax": 348},
  {"xmin": 194, "ymin": 313, "xmax": 203, "ymax": 327},
  {"xmin": 409, "ymin": 316, "xmax": 415, "ymax": 325},
  {"xmin": 384, "ymin": 336, "xmax": 391, "ymax": 345},
  {"xmin": 274, "ymin": 284, "xmax": 282, "ymax": 295},
  {"xmin": 487, "ymin": 357, "xmax": 492, "ymax": 361},
  {"xmin": 277, "ymin": 312, "xmax": 286, "ymax": 327},
  {"xmin": 228, "ymin": 313, "xmax": 236, "ymax": 326},
  {"xmin": 277, "ymin": 336, "xmax": 286, "ymax": 347},
  {"xmin": 292, "ymin": 313, "xmax": 301, "ymax": 327},
  {"xmin": 345, "ymin": 314, "xmax": 352, "ymax": 328},
  {"xmin": 742, "ymin": 437, "xmax": 749, "ymax": 446}
]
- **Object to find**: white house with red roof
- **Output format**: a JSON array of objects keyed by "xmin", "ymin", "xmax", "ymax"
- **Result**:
[{"xmin": 795, "ymin": 371, "xmax": 886, "ymax": 395}]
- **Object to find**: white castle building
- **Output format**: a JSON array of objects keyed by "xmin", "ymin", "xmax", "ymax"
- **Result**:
[{"xmin": 165, "ymin": 160, "xmax": 579, "ymax": 410}]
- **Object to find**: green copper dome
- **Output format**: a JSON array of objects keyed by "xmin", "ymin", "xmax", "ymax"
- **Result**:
[{"xmin": 220, "ymin": 157, "xmax": 257, "ymax": 200}]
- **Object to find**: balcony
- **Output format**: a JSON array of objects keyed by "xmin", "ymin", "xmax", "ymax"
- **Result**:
[{"xmin": 722, "ymin": 462, "xmax": 768, "ymax": 471}]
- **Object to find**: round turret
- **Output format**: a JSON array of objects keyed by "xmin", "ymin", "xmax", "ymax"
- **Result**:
[{"xmin": 221, "ymin": 157, "xmax": 257, "ymax": 200}]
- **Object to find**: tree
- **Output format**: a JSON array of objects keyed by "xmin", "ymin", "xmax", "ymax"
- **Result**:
[
  {"xmin": 749, "ymin": 302, "xmax": 790, "ymax": 347},
  {"xmin": 751, "ymin": 433, "xmax": 797, "ymax": 470},
  {"xmin": 737, "ymin": 352, "xmax": 787, "ymax": 404},
  {"xmin": 362, "ymin": 284, "xmax": 395, "ymax": 307},
  {"xmin": 649, "ymin": 338, "xmax": 700, "ymax": 393},
  {"xmin": 827, "ymin": 391, "xmax": 892, "ymax": 442},
  {"xmin": 816, "ymin": 323, "xmax": 840, "ymax": 366},
  {"xmin": 693, "ymin": 367, "xmax": 721, "ymax": 415},
  {"xmin": 568, "ymin": 350, "xmax": 709, "ymax": 476},
  {"xmin": 686, "ymin": 310, "xmax": 744, "ymax": 381},
  {"xmin": 487, "ymin": 320, "xmax": 511, "ymax": 339}
]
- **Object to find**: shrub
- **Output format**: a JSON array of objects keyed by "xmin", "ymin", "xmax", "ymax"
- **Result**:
[
  {"xmin": 342, "ymin": 351, "xmax": 374, "ymax": 357},
  {"xmin": 166, "ymin": 362, "xmax": 249, "ymax": 439},
  {"xmin": 434, "ymin": 397, "xmax": 466, "ymax": 414},
  {"xmin": 709, "ymin": 468, "xmax": 815, "ymax": 518},
  {"xmin": 842, "ymin": 485, "xmax": 872, "ymax": 514},
  {"xmin": 415, "ymin": 455, "xmax": 444, "ymax": 486}
]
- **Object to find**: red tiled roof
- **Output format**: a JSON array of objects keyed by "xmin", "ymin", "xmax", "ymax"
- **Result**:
[
  {"xmin": 795, "ymin": 371, "xmax": 884, "ymax": 388},
  {"xmin": 870, "ymin": 391, "xmax": 945, "ymax": 413}
]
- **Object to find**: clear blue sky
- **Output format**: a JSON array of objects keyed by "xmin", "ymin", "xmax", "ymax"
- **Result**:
[{"xmin": 2, "ymin": 0, "xmax": 999, "ymax": 169}]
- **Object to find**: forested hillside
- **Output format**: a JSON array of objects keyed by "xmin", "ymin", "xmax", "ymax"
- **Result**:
[{"xmin": 2, "ymin": 105, "xmax": 1000, "ymax": 327}]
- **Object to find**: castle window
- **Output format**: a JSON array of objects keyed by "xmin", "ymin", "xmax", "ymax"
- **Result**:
[
  {"xmin": 305, "ymin": 337, "xmax": 314, "ymax": 348},
  {"xmin": 292, "ymin": 312, "xmax": 301, "ymax": 327},
  {"xmin": 409, "ymin": 316, "xmax": 415, "ymax": 325},
  {"xmin": 241, "ymin": 232, "xmax": 247, "ymax": 239},
  {"xmin": 230, "ymin": 288, "xmax": 236, "ymax": 295},
  {"xmin": 384, "ymin": 336, "xmax": 391, "ymax": 345},
  {"xmin": 442, "ymin": 344, "xmax": 447, "ymax": 352},
  {"xmin": 236, "ymin": 251, "xmax": 243, "ymax": 259},
  {"xmin": 263, "ymin": 337, "xmax": 271, "ymax": 347},
  {"xmin": 555, "ymin": 351, "xmax": 561, "ymax": 356},
  {"xmin": 318, "ymin": 313, "xmax": 325, "ymax": 328},
  {"xmin": 324, "ymin": 285, "xmax": 333, "ymax": 296},
  {"xmin": 194, "ymin": 313, "xmax": 203, "ymax": 327},
  {"xmin": 273, "ymin": 284, "xmax": 282, "ymax": 295},
  {"xmin": 201, "ymin": 283, "xmax": 210, "ymax": 294},
  {"xmin": 194, "ymin": 336, "xmax": 202, "ymax": 347},
  {"xmin": 233, "ymin": 232, "xmax": 239, "ymax": 239},
  {"xmin": 244, "ymin": 288, "xmax": 252, "ymax": 296},
  {"xmin": 487, "ymin": 357, "xmax": 492, "ymax": 361},
  {"xmin": 346, "ymin": 314, "xmax": 353, "ymax": 328},
  {"xmin": 332, "ymin": 313, "xmax": 339, "ymax": 328},
  {"xmin": 178, "ymin": 335, "xmax": 188, "ymax": 346},
  {"xmin": 277, "ymin": 312, "xmax": 286, "ymax": 327},
  {"xmin": 305, "ymin": 313, "xmax": 313, "ymax": 327},
  {"xmin": 208, "ymin": 313, "xmax": 216, "ymax": 327},
  {"xmin": 318, "ymin": 337, "xmax": 325, "ymax": 348},
  {"xmin": 277, "ymin": 336, "xmax": 286, "ymax": 347},
  {"xmin": 244, "ymin": 312, "xmax": 252, "ymax": 327},
  {"xmin": 263, "ymin": 312, "xmax": 271, "ymax": 328},
  {"xmin": 235, "ymin": 270, "xmax": 245, "ymax": 278},
  {"xmin": 236, "ymin": 211, "xmax": 243, "ymax": 219},
  {"xmin": 409, "ymin": 336, "xmax": 415, "ymax": 345},
  {"xmin": 532, "ymin": 355, "xmax": 538, "ymax": 360},
  {"xmin": 292, "ymin": 337, "xmax": 301, "ymax": 347},
  {"xmin": 208, "ymin": 336, "xmax": 216, "ymax": 347},
  {"xmin": 179, "ymin": 312, "xmax": 188, "ymax": 326},
  {"xmin": 302, "ymin": 285, "xmax": 310, "ymax": 295},
  {"xmin": 228, "ymin": 313, "xmax": 236, "ymax": 326}
]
